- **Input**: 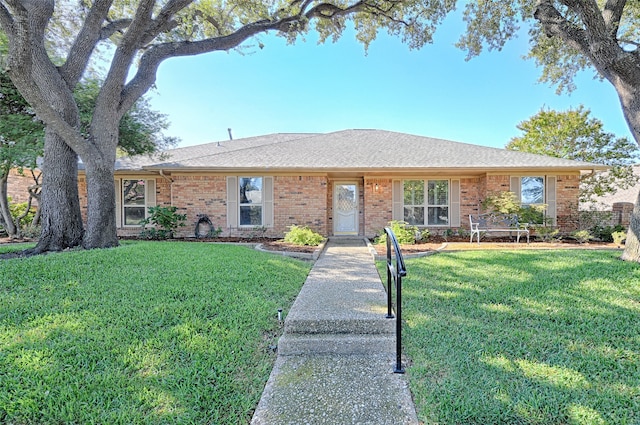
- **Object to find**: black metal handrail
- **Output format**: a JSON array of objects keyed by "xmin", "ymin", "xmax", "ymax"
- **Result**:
[{"xmin": 384, "ymin": 227, "xmax": 407, "ymax": 374}]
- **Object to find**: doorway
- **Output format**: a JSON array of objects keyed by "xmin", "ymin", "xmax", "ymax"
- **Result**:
[{"xmin": 333, "ymin": 183, "xmax": 358, "ymax": 235}]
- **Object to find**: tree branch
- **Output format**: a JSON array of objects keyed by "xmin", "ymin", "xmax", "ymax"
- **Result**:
[
  {"xmin": 534, "ymin": 1, "xmax": 593, "ymax": 59},
  {"xmin": 602, "ymin": 0, "xmax": 626, "ymax": 36},
  {"xmin": 99, "ymin": 18, "xmax": 132, "ymax": 40},
  {"xmin": 60, "ymin": 0, "xmax": 114, "ymax": 86}
]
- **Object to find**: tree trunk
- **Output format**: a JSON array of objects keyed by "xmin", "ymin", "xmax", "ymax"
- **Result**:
[
  {"xmin": 621, "ymin": 190, "xmax": 640, "ymax": 262},
  {"xmin": 82, "ymin": 158, "xmax": 119, "ymax": 249},
  {"xmin": 616, "ymin": 84, "xmax": 640, "ymax": 263},
  {"xmin": 0, "ymin": 173, "xmax": 17, "ymax": 238},
  {"xmin": 29, "ymin": 131, "xmax": 84, "ymax": 253}
]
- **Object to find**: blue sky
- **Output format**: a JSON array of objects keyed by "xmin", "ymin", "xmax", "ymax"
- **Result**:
[{"xmin": 148, "ymin": 12, "xmax": 632, "ymax": 149}]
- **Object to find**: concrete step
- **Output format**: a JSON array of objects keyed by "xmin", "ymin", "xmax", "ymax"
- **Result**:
[
  {"xmin": 278, "ymin": 333, "xmax": 396, "ymax": 356},
  {"xmin": 251, "ymin": 354, "xmax": 418, "ymax": 425},
  {"xmin": 284, "ymin": 315, "xmax": 396, "ymax": 335}
]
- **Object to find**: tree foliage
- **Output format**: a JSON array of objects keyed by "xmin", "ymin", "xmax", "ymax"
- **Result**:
[
  {"xmin": 0, "ymin": 0, "xmax": 457, "ymax": 252},
  {"xmin": 507, "ymin": 106, "xmax": 640, "ymax": 203}
]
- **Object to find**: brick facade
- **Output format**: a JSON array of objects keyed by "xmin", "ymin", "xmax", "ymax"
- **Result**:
[
  {"xmin": 35, "ymin": 170, "xmax": 586, "ymax": 238},
  {"xmin": 7, "ymin": 168, "xmax": 40, "ymax": 204}
]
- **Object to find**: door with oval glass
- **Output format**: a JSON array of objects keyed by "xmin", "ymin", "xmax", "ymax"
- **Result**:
[{"xmin": 334, "ymin": 183, "xmax": 358, "ymax": 235}]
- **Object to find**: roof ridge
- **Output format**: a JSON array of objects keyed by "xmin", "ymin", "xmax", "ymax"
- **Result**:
[{"xmin": 151, "ymin": 132, "xmax": 321, "ymax": 166}]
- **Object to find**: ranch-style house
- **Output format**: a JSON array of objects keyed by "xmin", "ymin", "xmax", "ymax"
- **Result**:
[{"xmin": 69, "ymin": 129, "xmax": 605, "ymax": 239}]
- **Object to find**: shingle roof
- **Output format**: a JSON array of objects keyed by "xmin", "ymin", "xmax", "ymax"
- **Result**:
[{"xmin": 117, "ymin": 129, "xmax": 606, "ymax": 173}]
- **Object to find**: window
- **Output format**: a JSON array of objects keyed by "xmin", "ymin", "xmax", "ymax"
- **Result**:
[
  {"xmin": 239, "ymin": 177, "xmax": 263, "ymax": 226},
  {"xmin": 403, "ymin": 180, "xmax": 449, "ymax": 226},
  {"xmin": 520, "ymin": 176, "xmax": 545, "ymax": 224},
  {"xmin": 122, "ymin": 179, "xmax": 147, "ymax": 225},
  {"xmin": 521, "ymin": 177, "xmax": 544, "ymax": 206}
]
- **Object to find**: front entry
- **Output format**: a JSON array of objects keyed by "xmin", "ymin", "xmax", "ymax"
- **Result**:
[{"xmin": 334, "ymin": 183, "xmax": 358, "ymax": 235}]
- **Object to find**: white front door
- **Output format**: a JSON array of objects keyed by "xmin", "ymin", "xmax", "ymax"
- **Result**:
[{"xmin": 334, "ymin": 183, "xmax": 358, "ymax": 234}]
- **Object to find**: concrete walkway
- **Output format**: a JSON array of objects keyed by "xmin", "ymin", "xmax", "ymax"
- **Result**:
[{"xmin": 251, "ymin": 238, "xmax": 419, "ymax": 425}]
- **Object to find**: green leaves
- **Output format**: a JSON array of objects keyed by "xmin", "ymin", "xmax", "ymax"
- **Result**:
[{"xmin": 507, "ymin": 106, "xmax": 640, "ymax": 203}]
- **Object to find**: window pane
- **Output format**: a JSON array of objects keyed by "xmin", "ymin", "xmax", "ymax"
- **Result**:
[
  {"xmin": 428, "ymin": 206, "xmax": 449, "ymax": 225},
  {"xmin": 428, "ymin": 180, "xmax": 448, "ymax": 205},
  {"xmin": 521, "ymin": 177, "xmax": 544, "ymax": 204},
  {"xmin": 240, "ymin": 206, "xmax": 262, "ymax": 226},
  {"xmin": 240, "ymin": 177, "xmax": 262, "ymax": 204},
  {"xmin": 403, "ymin": 180, "xmax": 424, "ymax": 205},
  {"xmin": 404, "ymin": 206, "xmax": 424, "ymax": 226},
  {"xmin": 123, "ymin": 180, "xmax": 146, "ymax": 206},
  {"xmin": 124, "ymin": 207, "xmax": 146, "ymax": 225}
]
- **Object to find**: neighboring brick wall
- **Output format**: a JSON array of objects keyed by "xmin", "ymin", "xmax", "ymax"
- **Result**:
[
  {"xmin": 7, "ymin": 168, "xmax": 40, "ymax": 204},
  {"xmin": 613, "ymin": 202, "xmax": 634, "ymax": 227},
  {"xmin": 78, "ymin": 175, "xmax": 88, "ymax": 224}
]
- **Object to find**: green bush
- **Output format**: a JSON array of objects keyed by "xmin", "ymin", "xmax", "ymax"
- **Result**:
[
  {"xmin": 140, "ymin": 206, "xmax": 186, "ymax": 240},
  {"xmin": 535, "ymin": 226, "xmax": 560, "ymax": 242},
  {"xmin": 482, "ymin": 191, "xmax": 548, "ymax": 225},
  {"xmin": 284, "ymin": 225, "xmax": 324, "ymax": 246},
  {"xmin": 376, "ymin": 220, "xmax": 418, "ymax": 245},
  {"xmin": 590, "ymin": 224, "xmax": 625, "ymax": 242},
  {"xmin": 612, "ymin": 230, "xmax": 626, "ymax": 246},
  {"xmin": 571, "ymin": 229, "xmax": 593, "ymax": 244},
  {"xmin": 8, "ymin": 197, "xmax": 36, "ymax": 227}
]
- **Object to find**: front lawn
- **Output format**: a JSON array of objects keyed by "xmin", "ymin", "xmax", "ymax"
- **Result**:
[
  {"xmin": 401, "ymin": 250, "xmax": 640, "ymax": 425},
  {"xmin": 0, "ymin": 242, "xmax": 311, "ymax": 424}
]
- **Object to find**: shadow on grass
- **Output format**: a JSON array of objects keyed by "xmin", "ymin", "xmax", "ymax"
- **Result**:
[
  {"xmin": 401, "ymin": 250, "xmax": 640, "ymax": 425},
  {"xmin": 0, "ymin": 242, "xmax": 311, "ymax": 424}
]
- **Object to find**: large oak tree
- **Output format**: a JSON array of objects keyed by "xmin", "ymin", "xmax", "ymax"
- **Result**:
[
  {"xmin": 455, "ymin": 0, "xmax": 640, "ymax": 262},
  {"xmin": 0, "ymin": 0, "xmax": 449, "ymax": 253}
]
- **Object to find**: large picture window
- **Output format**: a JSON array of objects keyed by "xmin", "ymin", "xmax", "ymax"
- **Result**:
[
  {"xmin": 403, "ymin": 180, "xmax": 449, "ymax": 226},
  {"xmin": 122, "ymin": 179, "xmax": 146, "ymax": 225},
  {"xmin": 239, "ymin": 177, "xmax": 263, "ymax": 226}
]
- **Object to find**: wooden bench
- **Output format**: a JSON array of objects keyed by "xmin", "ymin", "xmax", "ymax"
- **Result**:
[{"xmin": 469, "ymin": 213, "xmax": 530, "ymax": 244}]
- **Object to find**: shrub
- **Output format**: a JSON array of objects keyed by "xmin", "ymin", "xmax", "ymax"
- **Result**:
[
  {"xmin": 590, "ymin": 224, "xmax": 625, "ymax": 242},
  {"xmin": 8, "ymin": 197, "xmax": 36, "ymax": 227},
  {"xmin": 140, "ymin": 206, "xmax": 186, "ymax": 240},
  {"xmin": 612, "ymin": 231, "xmax": 626, "ymax": 246},
  {"xmin": 535, "ymin": 226, "xmax": 561, "ymax": 242},
  {"xmin": 571, "ymin": 229, "xmax": 593, "ymax": 244},
  {"xmin": 284, "ymin": 225, "xmax": 324, "ymax": 246},
  {"xmin": 482, "ymin": 191, "xmax": 548, "ymax": 225},
  {"xmin": 376, "ymin": 220, "xmax": 418, "ymax": 245}
]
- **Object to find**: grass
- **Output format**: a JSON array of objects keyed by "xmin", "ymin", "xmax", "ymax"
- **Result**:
[
  {"xmin": 0, "ymin": 241, "xmax": 311, "ymax": 424},
  {"xmin": 400, "ymin": 250, "xmax": 640, "ymax": 425}
]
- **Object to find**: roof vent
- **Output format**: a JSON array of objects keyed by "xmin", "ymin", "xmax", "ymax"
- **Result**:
[{"xmin": 228, "ymin": 128, "xmax": 233, "ymax": 140}]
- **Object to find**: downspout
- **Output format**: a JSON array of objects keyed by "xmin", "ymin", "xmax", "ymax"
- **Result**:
[{"xmin": 158, "ymin": 169, "xmax": 174, "ymax": 206}]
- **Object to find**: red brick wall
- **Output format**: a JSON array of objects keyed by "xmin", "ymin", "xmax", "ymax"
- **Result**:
[
  {"xmin": 556, "ymin": 174, "xmax": 580, "ymax": 231},
  {"xmin": 74, "ymin": 171, "xmax": 584, "ymax": 239},
  {"xmin": 460, "ymin": 177, "xmax": 482, "ymax": 228},
  {"xmin": 274, "ymin": 176, "xmax": 328, "ymax": 236},
  {"xmin": 364, "ymin": 178, "xmax": 393, "ymax": 237},
  {"xmin": 7, "ymin": 168, "xmax": 40, "ymax": 204}
]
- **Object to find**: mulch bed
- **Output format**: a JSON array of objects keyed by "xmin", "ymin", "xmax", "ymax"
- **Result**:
[{"xmin": 1, "ymin": 236, "xmax": 621, "ymax": 259}]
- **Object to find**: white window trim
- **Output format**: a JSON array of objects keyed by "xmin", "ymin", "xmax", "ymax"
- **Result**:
[
  {"xmin": 402, "ymin": 179, "xmax": 451, "ymax": 227},
  {"xmin": 119, "ymin": 178, "xmax": 155, "ymax": 227},
  {"xmin": 238, "ymin": 176, "xmax": 264, "ymax": 227}
]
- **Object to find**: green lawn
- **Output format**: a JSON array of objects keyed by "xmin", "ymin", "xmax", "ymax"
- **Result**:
[
  {"xmin": 0, "ymin": 241, "xmax": 311, "ymax": 424},
  {"xmin": 401, "ymin": 250, "xmax": 640, "ymax": 425}
]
